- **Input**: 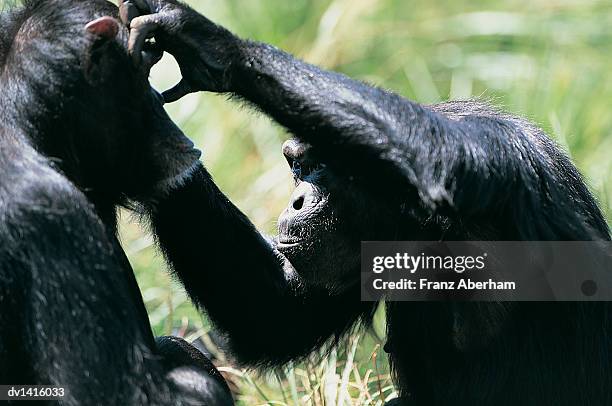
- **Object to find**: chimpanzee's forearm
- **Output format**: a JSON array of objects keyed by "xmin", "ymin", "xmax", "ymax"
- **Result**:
[{"xmin": 147, "ymin": 164, "xmax": 376, "ymax": 365}]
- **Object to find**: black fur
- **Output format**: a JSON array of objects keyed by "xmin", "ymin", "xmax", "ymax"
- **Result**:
[
  {"xmin": 139, "ymin": 2, "xmax": 612, "ymax": 405},
  {"xmin": 0, "ymin": 1, "xmax": 231, "ymax": 404}
]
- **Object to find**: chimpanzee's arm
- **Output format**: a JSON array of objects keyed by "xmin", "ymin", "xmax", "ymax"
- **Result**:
[
  {"xmin": 121, "ymin": 0, "xmax": 574, "ymax": 220},
  {"xmin": 146, "ymin": 164, "xmax": 376, "ymax": 366},
  {"xmin": 223, "ymin": 43, "xmax": 525, "ymax": 214},
  {"xmin": 212, "ymin": 40, "xmax": 605, "ymax": 238}
]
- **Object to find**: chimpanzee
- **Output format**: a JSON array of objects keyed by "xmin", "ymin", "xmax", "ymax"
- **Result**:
[
  {"xmin": 119, "ymin": 1, "xmax": 612, "ymax": 405},
  {"xmin": 0, "ymin": 0, "xmax": 231, "ymax": 404}
]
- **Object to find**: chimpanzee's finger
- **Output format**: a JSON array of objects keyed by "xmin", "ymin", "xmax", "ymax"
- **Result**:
[
  {"xmin": 119, "ymin": 2, "xmax": 140, "ymax": 26},
  {"xmin": 141, "ymin": 43, "xmax": 164, "ymax": 74},
  {"xmin": 128, "ymin": 15, "xmax": 159, "ymax": 66},
  {"xmin": 162, "ymin": 79, "xmax": 193, "ymax": 103}
]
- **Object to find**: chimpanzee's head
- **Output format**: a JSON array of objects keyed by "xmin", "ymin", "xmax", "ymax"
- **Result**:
[
  {"xmin": 0, "ymin": 0, "xmax": 199, "ymax": 204},
  {"xmin": 276, "ymin": 139, "xmax": 401, "ymax": 290}
]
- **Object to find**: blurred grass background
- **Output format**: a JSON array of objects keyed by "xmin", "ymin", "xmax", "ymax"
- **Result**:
[{"xmin": 118, "ymin": 0, "xmax": 612, "ymax": 404}]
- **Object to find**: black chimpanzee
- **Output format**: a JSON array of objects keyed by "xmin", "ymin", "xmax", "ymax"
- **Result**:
[
  {"xmin": 0, "ymin": 0, "xmax": 232, "ymax": 404},
  {"xmin": 119, "ymin": 1, "xmax": 612, "ymax": 405}
]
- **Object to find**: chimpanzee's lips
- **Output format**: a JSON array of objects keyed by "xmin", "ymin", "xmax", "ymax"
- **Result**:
[{"xmin": 276, "ymin": 236, "xmax": 303, "ymax": 249}]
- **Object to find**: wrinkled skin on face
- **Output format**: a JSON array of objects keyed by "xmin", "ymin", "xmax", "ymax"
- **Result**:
[{"xmin": 275, "ymin": 139, "xmax": 400, "ymax": 289}]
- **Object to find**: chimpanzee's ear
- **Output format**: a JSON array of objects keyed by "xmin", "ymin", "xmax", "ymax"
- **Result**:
[
  {"xmin": 83, "ymin": 17, "xmax": 122, "ymax": 84},
  {"xmin": 85, "ymin": 16, "xmax": 120, "ymax": 40}
]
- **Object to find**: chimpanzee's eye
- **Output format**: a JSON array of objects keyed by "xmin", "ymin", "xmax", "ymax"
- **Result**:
[
  {"xmin": 292, "ymin": 161, "xmax": 327, "ymax": 182},
  {"xmin": 311, "ymin": 162, "xmax": 326, "ymax": 172},
  {"xmin": 292, "ymin": 160, "xmax": 302, "ymax": 178}
]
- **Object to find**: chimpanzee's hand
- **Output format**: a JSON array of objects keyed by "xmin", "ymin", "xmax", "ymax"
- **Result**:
[{"xmin": 119, "ymin": 0, "xmax": 240, "ymax": 102}]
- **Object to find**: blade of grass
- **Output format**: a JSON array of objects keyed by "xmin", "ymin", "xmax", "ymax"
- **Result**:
[
  {"xmin": 337, "ymin": 334, "xmax": 360, "ymax": 406},
  {"xmin": 284, "ymin": 362, "xmax": 300, "ymax": 406}
]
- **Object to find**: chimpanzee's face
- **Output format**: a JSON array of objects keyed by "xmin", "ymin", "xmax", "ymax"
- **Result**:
[
  {"xmin": 16, "ymin": 1, "xmax": 200, "ymax": 202},
  {"xmin": 275, "ymin": 139, "xmax": 397, "ymax": 290}
]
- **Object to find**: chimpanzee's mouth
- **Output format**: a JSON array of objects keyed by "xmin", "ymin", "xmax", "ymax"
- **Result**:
[{"xmin": 276, "ymin": 236, "xmax": 304, "ymax": 249}]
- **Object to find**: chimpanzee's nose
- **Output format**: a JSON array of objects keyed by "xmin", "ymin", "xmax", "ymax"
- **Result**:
[
  {"xmin": 292, "ymin": 194, "xmax": 304, "ymax": 211},
  {"xmin": 288, "ymin": 181, "xmax": 319, "ymax": 213},
  {"xmin": 278, "ymin": 181, "xmax": 322, "ymax": 237}
]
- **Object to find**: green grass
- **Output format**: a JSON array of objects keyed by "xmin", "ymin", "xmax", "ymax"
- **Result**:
[{"xmin": 120, "ymin": 0, "xmax": 612, "ymax": 404}]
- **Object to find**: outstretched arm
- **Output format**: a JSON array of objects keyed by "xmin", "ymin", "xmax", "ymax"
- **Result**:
[{"xmin": 119, "ymin": 0, "xmax": 604, "ymax": 231}]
